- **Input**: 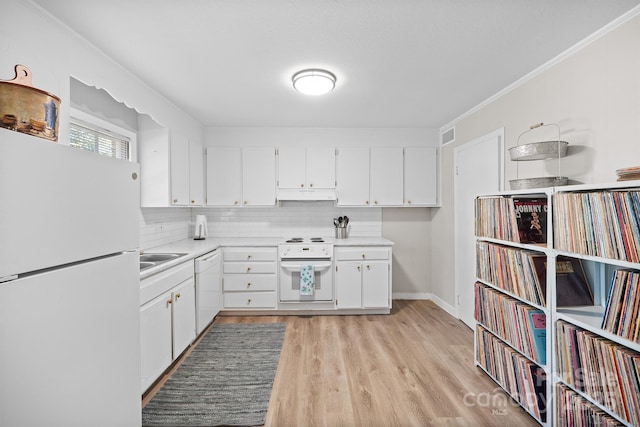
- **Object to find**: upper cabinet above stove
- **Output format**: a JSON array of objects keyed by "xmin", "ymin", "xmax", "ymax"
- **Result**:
[{"xmin": 277, "ymin": 147, "xmax": 335, "ymax": 190}]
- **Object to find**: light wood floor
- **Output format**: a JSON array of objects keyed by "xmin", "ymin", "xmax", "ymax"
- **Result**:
[{"xmin": 144, "ymin": 300, "xmax": 539, "ymax": 426}]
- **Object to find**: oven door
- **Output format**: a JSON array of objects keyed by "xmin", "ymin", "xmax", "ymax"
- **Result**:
[{"xmin": 279, "ymin": 259, "xmax": 334, "ymax": 302}]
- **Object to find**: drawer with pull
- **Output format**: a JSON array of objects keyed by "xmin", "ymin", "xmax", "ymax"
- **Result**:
[
  {"xmin": 223, "ymin": 291, "xmax": 276, "ymax": 309},
  {"xmin": 223, "ymin": 275, "xmax": 276, "ymax": 291},
  {"xmin": 223, "ymin": 261, "xmax": 276, "ymax": 274},
  {"xmin": 223, "ymin": 247, "xmax": 277, "ymax": 262},
  {"xmin": 335, "ymin": 247, "xmax": 391, "ymax": 262}
]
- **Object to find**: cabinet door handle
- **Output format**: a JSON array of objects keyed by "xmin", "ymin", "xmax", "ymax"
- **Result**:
[
  {"xmin": 244, "ymin": 201, "xmax": 248, "ymax": 205},
  {"xmin": 247, "ymin": 255, "xmax": 252, "ymax": 260},
  {"xmin": 310, "ymin": 183, "xmax": 314, "ymax": 188},
  {"xmin": 300, "ymin": 183, "xmax": 304, "ymax": 188},
  {"xmin": 357, "ymin": 265, "xmax": 361, "ymax": 271},
  {"xmin": 362, "ymin": 254, "xmax": 366, "ymax": 259},
  {"xmin": 173, "ymin": 198, "xmax": 178, "ymax": 203},
  {"xmin": 191, "ymin": 199, "xmax": 195, "ymax": 204},
  {"xmin": 247, "ymin": 267, "xmax": 251, "ymax": 272},
  {"xmin": 374, "ymin": 200, "xmax": 378, "ymax": 205},
  {"xmin": 234, "ymin": 201, "xmax": 239, "ymax": 205},
  {"xmin": 247, "ymin": 298, "xmax": 252, "ymax": 305},
  {"xmin": 247, "ymin": 282, "xmax": 252, "ymax": 288},
  {"xmin": 407, "ymin": 200, "xmax": 412, "ymax": 204},
  {"xmin": 167, "ymin": 299, "xmax": 172, "ymax": 305},
  {"xmin": 365, "ymin": 200, "xmax": 369, "ymax": 205},
  {"xmin": 366, "ymin": 265, "xmax": 370, "ymax": 270},
  {"xmin": 175, "ymin": 293, "xmax": 181, "ymax": 299}
]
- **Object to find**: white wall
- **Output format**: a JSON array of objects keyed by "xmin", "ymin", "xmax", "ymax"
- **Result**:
[
  {"xmin": 205, "ymin": 126, "xmax": 439, "ymax": 295},
  {"xmin": 1, "ymin": 0, "xmax": 203, "ymax": 146},
  {"xmin": 432, "ymin": 12, "xmax": 640, "ymax": 308}
]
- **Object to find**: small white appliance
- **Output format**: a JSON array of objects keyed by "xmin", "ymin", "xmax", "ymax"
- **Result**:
[
  {"xmin": 278, "ymin": 237, "xmax": 334, "ymax": 302},
  {"xmin": 194, "ymin": 214, "xmax": 208, "ymax": 240}
]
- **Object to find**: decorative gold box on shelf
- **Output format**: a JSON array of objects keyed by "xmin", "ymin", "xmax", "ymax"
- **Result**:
[{"xmin": 0, "ymin": 64, "xmax": 60, "ymax": 142}]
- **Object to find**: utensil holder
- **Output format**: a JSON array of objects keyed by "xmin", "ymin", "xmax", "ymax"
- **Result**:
[{"xmin": 335, "ymin": 228, "xmax": 348, "ymax": 239}]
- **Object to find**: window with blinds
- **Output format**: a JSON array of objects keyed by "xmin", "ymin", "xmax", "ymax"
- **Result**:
[{"xmin": 69, "ymin": 121, "xmax": 130, "ymax": 161}]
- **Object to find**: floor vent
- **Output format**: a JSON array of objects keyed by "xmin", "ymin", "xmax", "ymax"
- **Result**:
[{"xmin": 441, "ymin": 126, "xmax": 455, "ymax": 145}]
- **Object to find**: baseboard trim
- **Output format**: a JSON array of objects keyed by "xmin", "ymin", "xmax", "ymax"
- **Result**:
[
  {"xmin": 392, "ymin": 292, "xmax": 430, "ymax": 300},
  {"xmin": 392, "ymin": 292, "xmax": 458, "ymax": 319}
]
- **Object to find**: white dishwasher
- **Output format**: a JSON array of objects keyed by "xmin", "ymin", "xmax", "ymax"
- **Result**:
[{"xmin": 194, "ymin": 249, "xmax": 222, "ymax": 335}]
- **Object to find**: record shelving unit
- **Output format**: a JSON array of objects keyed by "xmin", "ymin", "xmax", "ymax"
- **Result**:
[{"xmin": 474, "ymin": 182, "xmax": 640, "ymax": 427}]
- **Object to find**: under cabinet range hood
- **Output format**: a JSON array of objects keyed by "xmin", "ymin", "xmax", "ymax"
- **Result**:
[{"xmin": 276, "ymin": 188, "xmax": 337, "ymax": 201}]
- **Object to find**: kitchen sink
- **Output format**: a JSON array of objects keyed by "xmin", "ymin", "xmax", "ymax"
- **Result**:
[
  {"xmin": 140, "ymin": 261, "xmax": 155, "ymax": 271},
  {"xmin": 140, "ymin": 253, "xmax": 187, "ymax": 263},
  {"xmin": 139, "ymin": 253, "xmax": 188, "ymax": 272}
]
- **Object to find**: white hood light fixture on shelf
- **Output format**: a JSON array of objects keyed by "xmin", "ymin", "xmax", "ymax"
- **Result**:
[{"xmin": 292, "ymin": 69, "xmax": 336, "ymax": 95}]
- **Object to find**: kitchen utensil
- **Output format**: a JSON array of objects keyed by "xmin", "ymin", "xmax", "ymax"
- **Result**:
[
  {"xmin": 333, "ymin": 218, "xmax": 339, "ymax": 228},
  {"xmin": 344, "ymin": 216, "xmax": 349, "ymax": 227}
]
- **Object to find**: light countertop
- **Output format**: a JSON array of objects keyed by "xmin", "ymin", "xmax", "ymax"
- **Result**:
[{"xmin": 140, "ymin": 236, "xmax": 394, "ymax": 279}]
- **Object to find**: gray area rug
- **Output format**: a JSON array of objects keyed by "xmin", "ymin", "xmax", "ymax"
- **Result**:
[{"xmin": 142, "ymin": 322, "xmax": 286, "ymax": 427}]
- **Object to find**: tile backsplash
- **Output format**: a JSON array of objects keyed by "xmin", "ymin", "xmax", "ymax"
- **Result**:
[{"xmin": 139, "ymin": 202, "xmax": 382, "ymax": 250}]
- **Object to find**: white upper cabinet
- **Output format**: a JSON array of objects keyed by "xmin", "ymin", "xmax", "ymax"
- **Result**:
[
  {"xmin": 336, "ymin": 147, "xmax": 370, "ymax": 206},
  {"xmin": 169, "ymin": 131, "xmax": 190, "ymax": 206},
  {"xmin": 278, "ymin": 147, "xmax": 335, "ymax": 189},
  {"xmin": 404, "ymin": 146, "xmax": 438, "ymax": 206},
  {"xmin": 138, "ymin": 115, "xmax": 204, "ymax": 207},
  {"xmin": 242, "ymin": 147, "xmax": 277, "ymax": 206},
  {"xmin": 370, "ymin": 147, "xmax": 403, "ymax": 206},
  {"xmin": 277, "ymin": 147, "xmax": 306, "ymax": 189},
  {"xmin": 206, "ymin": 147, "xmax": 276, "ymax": 207},
  {"xmin": 189, "ymin": 140, "xmax": 204, "ymax": 206},
  {"xmin": 337, "ymin": 147, "xmax": 404, "ymax": 207},
  {"xmin": 206, "ymin": 147, "xmax": 242, "ymax": 206}
]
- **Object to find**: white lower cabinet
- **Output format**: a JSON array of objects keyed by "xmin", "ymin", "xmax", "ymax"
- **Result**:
[
  {"xmin": 335, "ymin": 246, "xmax": 392, "ymax": 309},
  {"xmin": 140, "ymin": 262, "xmax": 196, "ymax": 393},
  {"xmin": 222, "ymin": 247, "xmax": 277, "ymax": 310}
]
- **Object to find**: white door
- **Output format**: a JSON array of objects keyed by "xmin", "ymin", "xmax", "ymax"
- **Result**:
[
  {"xmin": 140, "ymin": 290, "xmax": 173, "ymax": 392},
  {"xmin": 336, "ymin": 147, "xmax": 370, "ymax": 206},
  {"xmin": 362, "ymin": 261, "xmax": 390, "ymax": 308},
  {"xmin": 454, "ymin": 129, "xmax": 504, "ymax": 329},
  {"xmin": 189, "ymin": 139, "xmax": 204, "ymax": 206},
  {"xmin": 172, "ymin": 277, "xmax": 196, "ymax": 357},
  {"xmin": 277, "ymin": 147, "xmax": 306, "ymax": 189},
  {"xmin": 404, "ymin": 146, "xmax": 438, "ymax": 206},
  {"xmin": 307, "ymin": 147, "xmax": 336, "ymax": 189},
  {"xmin": 242, "ymin": 147, "xmax": 276, "ymax": 206},
  {"xmin": 370, "ymin": 147, "xmax": 404, "ymax": 206},
  {"xmin": 206, "ymin": 147, "xmax": 242, "ymax": 206},
  {"xmin": 170, "ymin": 131, "xmax": 190, "ymax": 206},
  {"xmin": 335, "ymin": 261, "xmax": 363, "ymax": 308}
]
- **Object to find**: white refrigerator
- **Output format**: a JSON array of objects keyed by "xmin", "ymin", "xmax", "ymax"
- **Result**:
[{"xmin": 0, "ymin": 131, "xmax": 142, "ymax": 427}]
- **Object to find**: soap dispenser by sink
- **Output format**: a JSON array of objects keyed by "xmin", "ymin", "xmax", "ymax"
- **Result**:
[{"xmin": 194, "ymin": 215, "xmax": 208, "ymax": 240}]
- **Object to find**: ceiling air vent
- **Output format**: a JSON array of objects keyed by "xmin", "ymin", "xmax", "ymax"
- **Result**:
[{"xmin": 441, "ymin": 126, "xmax": 455, "ymax": 145}]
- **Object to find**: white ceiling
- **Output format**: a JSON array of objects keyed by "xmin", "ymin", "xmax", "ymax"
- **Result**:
[{"xmin": 34, "ymin": 0, "xmax": 640, "ymax": 129}]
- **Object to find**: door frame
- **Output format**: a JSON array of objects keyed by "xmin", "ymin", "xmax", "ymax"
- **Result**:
[{"xmin": 453, "ymin": 128, "xmax": 505, "ymax": 325}]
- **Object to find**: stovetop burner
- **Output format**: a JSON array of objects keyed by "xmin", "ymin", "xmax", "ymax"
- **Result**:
[{"xmin": 284, "ymin": 237, "xmax": 326, "ymax": 243}]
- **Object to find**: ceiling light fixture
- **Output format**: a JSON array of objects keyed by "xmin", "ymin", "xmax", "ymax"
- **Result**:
[{"xmin": 292, "ymin": 69, "xmax": 336, "ymax": 96}]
